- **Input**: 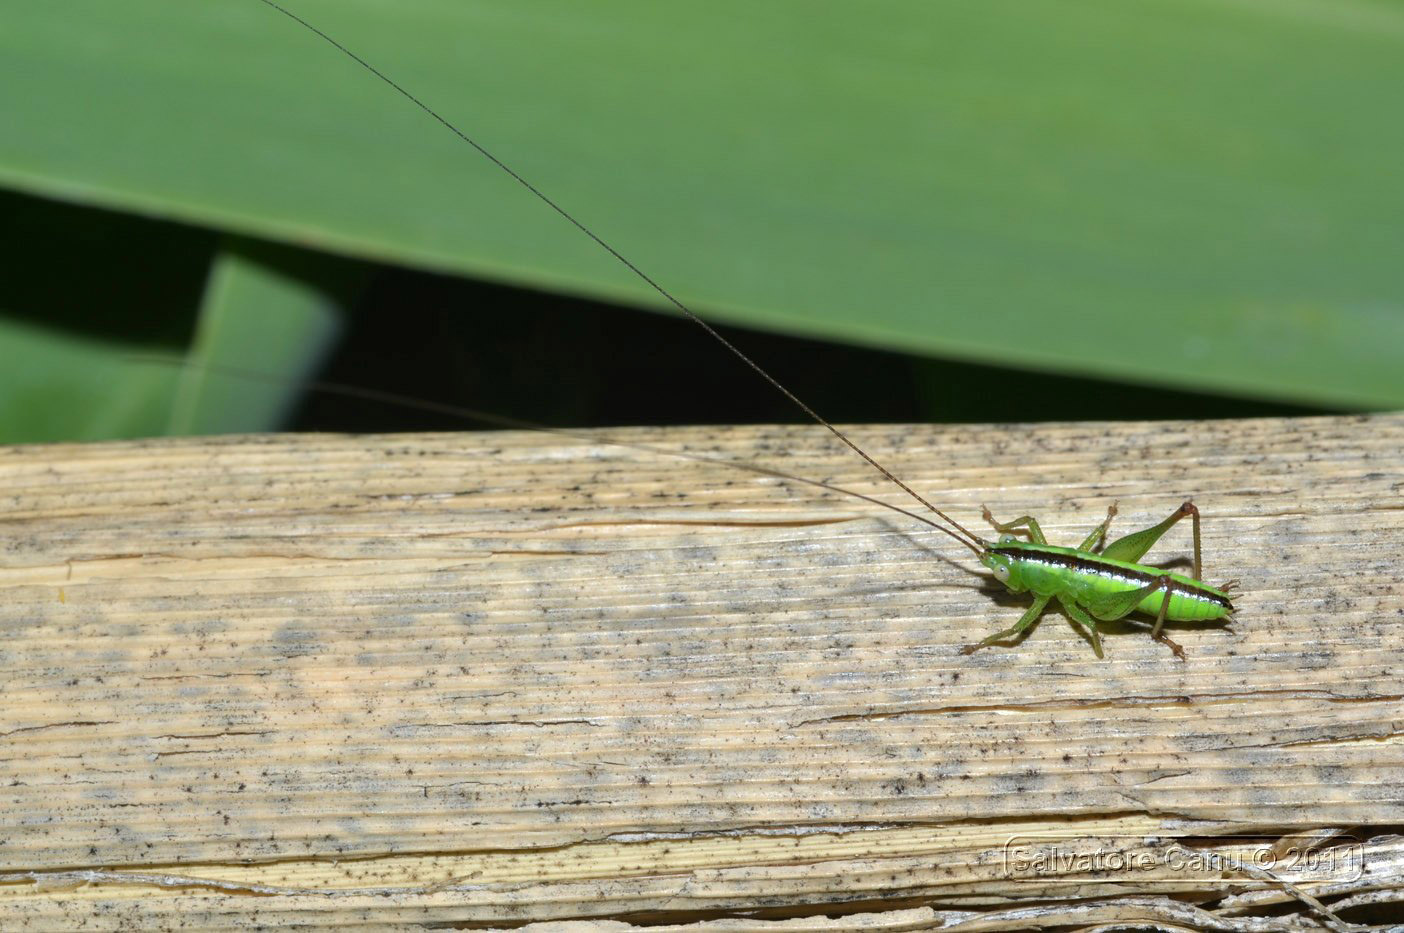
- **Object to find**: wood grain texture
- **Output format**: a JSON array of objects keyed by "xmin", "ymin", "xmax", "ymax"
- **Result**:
[{"xmin": 1, "ymin": 415, "xmax": 1400, "ymax": 930}]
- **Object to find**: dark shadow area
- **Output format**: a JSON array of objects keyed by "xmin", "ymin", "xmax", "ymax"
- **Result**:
[
  {"xmin": 298, "ymin": 264, "xmax": 1327, "ymax": 432},
  {"xmin": 0, "ymin": 188, "xmax": 1331, "ymax": 439},
  {"xmin": 0, "ymin": 189, "xmax": 208, "ymax": 347}
]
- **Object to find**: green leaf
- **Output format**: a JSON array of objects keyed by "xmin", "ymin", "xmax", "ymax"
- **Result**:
[
  {"xmin": 168, "ymin": 239, "xmax": 356, "ymax": 436},
  {"xmin": 2, "ymin": 0, "xmax": 1402, "ymax": 411},
  {"xmin": 0, "ymin": 318, "xmax": 180, "ymax": 444}
]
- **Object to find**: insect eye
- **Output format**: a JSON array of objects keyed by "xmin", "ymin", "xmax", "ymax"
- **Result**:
[
  {"xmin": 999, "ymin": 533, "xmax": 1017, "ymax": 545},
  {"xmin": 991, "ymin": 563, "xmax": 1011, "ymax": 582}
]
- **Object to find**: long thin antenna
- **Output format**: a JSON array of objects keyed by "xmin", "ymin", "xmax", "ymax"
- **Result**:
[
  {"xmin": 256, "ymin": 0, "xmax": 987, "ymax": 553},
  {"xmin": 135, "ymin": 356, "xmax": 984, "ymax": 556}
]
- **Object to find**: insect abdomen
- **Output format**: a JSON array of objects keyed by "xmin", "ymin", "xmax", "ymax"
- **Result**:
[
  {"xmin": 1132, "ymin": 584, "xmax": 1227, "ymax": 621},
  {"xmin": 1000, "ymin": 544, "xmax": 1232, "ymax": 622}
]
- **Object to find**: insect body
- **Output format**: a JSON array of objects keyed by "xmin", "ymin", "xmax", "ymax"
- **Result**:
[
  {"xmin": 969, "ymin": 501, "xmax": 1235, "ymax": 660},
  {"xmin": 259, "ymin": 0, "xmax": 1238, "ymax": 660}
]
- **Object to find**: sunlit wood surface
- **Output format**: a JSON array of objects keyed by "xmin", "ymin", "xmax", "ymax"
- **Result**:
[{"xmin": 2, "ymin": 415, "xmax": 1399, "ymax": 929}]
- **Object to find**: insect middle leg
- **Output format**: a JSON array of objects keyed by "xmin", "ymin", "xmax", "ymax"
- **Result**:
[
  {"xmin": 961, "ymin": 594, "xmax": 1053, "ymax": 655},
  {"xmin": 1057, "ymin": 594, "xmax": 1105, "ymax": 659},
  {"xmin": 1077, "ymin": 502, "xmax": 1119, "ymax": 552}
]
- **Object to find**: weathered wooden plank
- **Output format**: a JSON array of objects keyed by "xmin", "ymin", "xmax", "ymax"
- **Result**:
[{"xmin": 1, "ymin": 415, "xmax": 1400, "ymax": 929}]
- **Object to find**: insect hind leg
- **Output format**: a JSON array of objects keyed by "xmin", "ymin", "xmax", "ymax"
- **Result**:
[
  {"xmin": 1101, "ymin": 501, "xmax": 1202, "ymax": 579},
  {"xmin": 1082, "ymin": 575, "xmax": 1186, "ymax": 661}
]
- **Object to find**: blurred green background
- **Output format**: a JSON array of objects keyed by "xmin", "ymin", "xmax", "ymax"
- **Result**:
[{"xmin": 2, "ymin": 0, "xmax": 1401, "ymax": 444}]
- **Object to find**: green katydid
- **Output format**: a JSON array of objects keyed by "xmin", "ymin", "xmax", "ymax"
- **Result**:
[
  {"xmin": 968, "ymin": 501, "xmax": 1234, "ymax": 660},
  {"xmin": 256, "ymin": 0, "xmax": 1238, "ymax": 660}
]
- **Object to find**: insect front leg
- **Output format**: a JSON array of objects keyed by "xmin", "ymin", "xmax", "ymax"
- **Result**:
[
  {"xmin": 1101, "ymin": 501, "xmax": 1202, "ymax": 579},
  {"xmin": 1076, "ymin": 502, "xmax": 1119, "ymax": 552},
  {"xmin": 961, "ymin": 594, "xmax": 1053, "ymax": 656},
  {"xmin": 1082, "ymin": 576, "xmax": 1186, "ymax": 661},
  {"xmin": 981, "ymin": 506, "xmax": 1048, "ymax": 545}
]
